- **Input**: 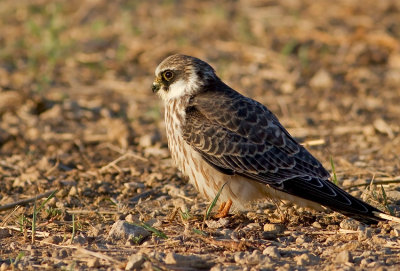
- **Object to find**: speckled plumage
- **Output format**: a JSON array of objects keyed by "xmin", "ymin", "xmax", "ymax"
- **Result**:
[{"xmin": 153, "ymin": 54, "xmax": 387, "ymax": 224}]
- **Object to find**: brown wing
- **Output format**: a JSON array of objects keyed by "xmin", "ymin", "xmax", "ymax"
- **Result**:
[
  {"xmin": 183, "ymin": 82, "xmax": 330, "ymax": 183},
  {"xmin": 182, "ymin": 81, "xmax": 383, "ymax": 224}
]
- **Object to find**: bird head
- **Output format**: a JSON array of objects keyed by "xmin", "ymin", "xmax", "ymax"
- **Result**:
[{"xmin": 152, "ymin": 54, "xmax": 216, "ymax": 101}]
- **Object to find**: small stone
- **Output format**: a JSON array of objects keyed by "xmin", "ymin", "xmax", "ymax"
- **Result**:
[
  {"xmin": 263, "ymin": 223, "xmax": 284, "ymax": 234},
  {"xmin": 335, "ymin": 250, "xmax": 353, "ymax": 263},
  {"xmin": 280, "ymin": 81, "xmax": 295, "ymax": 94},
  {"xmin": 205, "ymin": 218, "xmax": 230, "ymax": 229},
  {"xmin": 71, "ymin": 233, "xmax": 87, "ymax": 245},
  {"xmin": 125, "ymin": 214, "xmax": 135, "ymax": 223},
  {"xmin": 0, "ymin": 90, "xmax": 23, "ymax": 114},
  {"xmin": 42, "ymin": 235, "xmax": 63, "ymax": 245},
  {"xmin": 340, "ymin": 219, "xmax": 360, "ymax": 231},
  {"xmin": 246, "ymin": 250, "xmax": 264, "ymax": 265},
  {"xmin": 234, "ymin": 252, "xmax": 246, "ymax": 264},
  {"xmin": 277, "ymin": 263, "xmax": 291, "ymax": 271},
  {"xmin": 165, "ymin": 253, "xmax": 213, "ymax": 269},
  {"xmin": 312, "ymin": 221, "xmax": 322, "ymax": 229},
  {"xmin": 125, "ymin": 253, "xmax": 145, "ymax": 270},
  {"xmin": 374, "ymin": 119, "xmax": 394, "ymax": 138},
  {"xmin": 295, "ymin": 253, "xmax": 320, "ymax": 265},
  {"xmin": 386, "ymin": 191, "xmax": 400, "ymax": 203},
  {"xmin": 262, "ymin": 231, "xmax": 278, "ymax": 240},
  {"xmin": 263, "ymin": 246, "xmax": 281, "ymax": 259},
  {"xmin": 124, "ymin": 182, "xmax": 145, "ymax": 189},
  {"xmin": 69, "ymin": 186, "xmax": 78, "ymax": 196},
  {"xmin": 358, "ymin": 227, "xmax": 372, "ymax": 240},
  {"xmin": 243, "ymin": 223, "xmax": 261, "ymax": 230},
  {"xmin": 138, "ymin": 131, "xmax": 160, "ymax": 147},
  {"xmin": 310, "ymin": 69, "xmax": 333, "ymax": 90},
  {"xmin": 296, "ymin": 236, "xmax": 306, "ymax": 245},
  {"xmin": 87, "ymin": 258, "xmax": 100, "ymax": 268},
  {"xmin": 0, "ymin": 229, "xmax": 11, "ymax": 238},
  {"xmin": 108, "ymin": 220, "xmax": 150, "ymax": 243},
  {"xmin": 0, "ymin": 263, "xmax": 9, "ymax": 271}
]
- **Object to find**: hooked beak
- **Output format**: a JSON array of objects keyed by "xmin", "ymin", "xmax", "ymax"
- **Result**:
[{"xmin": 152, "ymin": 78, "xmax": 161, "ymax": 93}]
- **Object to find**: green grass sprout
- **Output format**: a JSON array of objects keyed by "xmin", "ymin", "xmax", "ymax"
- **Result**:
[
  {"xmin": 192, "ymin": 228, "xmax": 207, "ymax": 236},
  {"xmin": 330, "ymin": 156, "xmax": 338, "ymax": 185},
  {"xmin": 380, "ymin": 184, "xmax": 394, "ymax": 216},
  {"xmin": 204, "ymin": 182, "xmax": 228, "ymax": 221},
  {"xmin": 135, "ymin": 222, "xmax": 168, "ymax": 239},
  {"xmin": 71, "ymin": 214, "xmax": 76, "ymax": 243},
  {"xmin": 31, "ymin": 201, "xmax": 37, "ymax": 244}
]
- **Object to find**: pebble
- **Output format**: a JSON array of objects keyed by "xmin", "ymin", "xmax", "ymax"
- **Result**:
[
  {"xmin": 87, "ymin": 258, "xmax": 100, "ymax": 268},
  {"xmin": 234, "ymin": 251, "xmax": 270, "ymax": 266},
  {"xmin": 125, "ymin": 214, "xmax": 135, "ymax": 223},
  {"xmin": 205, "ymin": 218, "xmax": 230, "ymax": 229},
  {"xmin": 312, "ymin": 221, "xmax": 322, "ymax": 229},
  {"xmin": 0, "ymin": 263, "xmax": 9, "ymax": 271},
  {"xmin": 335, "ymin": 250, "xmax": 353, "ymax": 263},
  {"xmin": 71, "ymin": 233, "xmax": 87, "ymax": 245},
  {"xmin": 124, "ymin": 182, "xmax": 145, "ymax": 189},
  {"xmin": 210, "ymin": 264, "xmax": 242, "ymax": 271},
  {"xmin": 0, "ymin": 229, "xmax": 11, "ymax": 238},
  {"xmin": 358, "ymin": 227, "xmax": 372, "ymax": 240},
  {"xmin": 386, "ymin": 191, "xmax": 400, "ymax": 203},
  {"xmin": 56, "ymin": 249, "xmax": 68, "ymax": 259},
  {"xmin": 340, "ymin": 219, "xmax": 361, "ymax": 231},
  {"xmin": 374, "ymin": 119, "xmax": 394, "ymax": 138},
  {"xmin": 165, "ymin": 253, "xmax": 213, "ymax": 269},
  {"xmin": 234, "ymin": 252, "xmax": 246, "ymax": 264},
  {"xmin": 262, "ymin": 231, "xmax": 278, "ymax": 240},
  {"xmin": 108, "ymin": 220, "xmax": 150, "ymax": 243},
  {"xmin": 68, "ymin": 186, "xmax": 78, "ymax": 196},
  {"xmin": 310, "ymin": 69, "xmax": 333, "ymax": 90},
  {"xmin": 125, "ymin": 253, "xmax": 145, "ymax": 270},
  {"xmin": 295, "ymin": 253, "xmax": 320, "ymax": 265},
  {"xmin": 0, "ymin": 90, "xmax": 23, "ymax": 114},
  {"xmin": 263, "ymin": 246, "xmax": 281, "ymax": 259},
  {"xmin": 295, "ymin": 236, "xmax": 306, "ymax": 245},
  {"xmin": 263, "ymin": 223, "xmax": 284, "ymax": 234}
]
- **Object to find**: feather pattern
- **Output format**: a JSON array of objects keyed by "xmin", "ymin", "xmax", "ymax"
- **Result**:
[{"xmin": 182, "ymin": 79, "xmax": 383, "ymax": 224}]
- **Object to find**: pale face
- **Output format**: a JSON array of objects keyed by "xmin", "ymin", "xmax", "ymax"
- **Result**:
[
  {"xmin": 152, "ymin": 54, "xmax": 216, "ymax": 102},
  {"xmin": 152, "ymin": 67, "xmax": 195, "ymax": 102}
]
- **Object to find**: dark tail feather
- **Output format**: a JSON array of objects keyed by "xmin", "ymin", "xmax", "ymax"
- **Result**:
[{"xmin": 278, "ymin": 177, "xmax": 398, "ymax": 224}]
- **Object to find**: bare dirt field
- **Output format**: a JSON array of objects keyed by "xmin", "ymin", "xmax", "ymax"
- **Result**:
[{"xmin": 1, "ymin": 0, "xmax": 400, "ymax": 270}]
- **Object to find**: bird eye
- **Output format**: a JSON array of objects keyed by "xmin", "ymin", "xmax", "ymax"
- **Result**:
[{"xmin": 163, "ymin": 70, "xmax": 174, "ymax": 81}]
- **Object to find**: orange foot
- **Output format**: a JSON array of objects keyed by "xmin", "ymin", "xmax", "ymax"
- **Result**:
[{"xmin": 214, "ymin": 199, "xmax": 233, "ymax": 218}]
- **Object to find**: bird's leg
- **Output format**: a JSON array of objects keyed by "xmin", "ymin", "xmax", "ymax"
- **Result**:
[{"xmin": 214, "ymin": 199, "xmax": 232, "ymax": 218}]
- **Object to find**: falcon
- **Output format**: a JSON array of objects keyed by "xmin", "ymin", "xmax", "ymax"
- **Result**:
[{"xmin": 152, "ymin": 54, "xmax": 398, "ymax": 224}]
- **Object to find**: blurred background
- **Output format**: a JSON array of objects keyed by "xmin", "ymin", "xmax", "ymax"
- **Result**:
[
  {"xmin": 1, "ymin": 0, "xmax": 400, "ymax": 169},
  {"xmin": 1, "ymin": 0, "xmax": 400, "ymax": 268}
]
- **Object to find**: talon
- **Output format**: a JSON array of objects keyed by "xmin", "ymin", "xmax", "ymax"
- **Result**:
[{"xmin": 214, "ymin": 199, "xmax": 232, "ymax": 218}]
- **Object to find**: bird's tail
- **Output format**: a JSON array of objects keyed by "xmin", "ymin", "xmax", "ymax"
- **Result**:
[{"xmin": 277, "ymin": 177, "xmax": 400, "ymax": 225}]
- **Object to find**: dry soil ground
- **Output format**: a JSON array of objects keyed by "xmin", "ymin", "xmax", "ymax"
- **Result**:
[{"xmin": 1, "ymin": 0, "xmax": 400, "ymax": 270}]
